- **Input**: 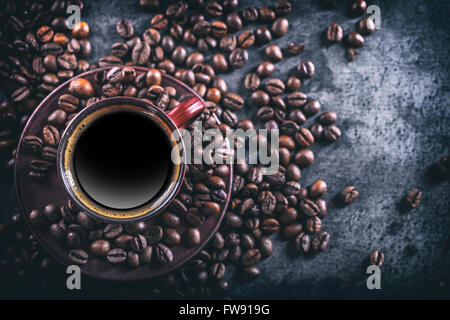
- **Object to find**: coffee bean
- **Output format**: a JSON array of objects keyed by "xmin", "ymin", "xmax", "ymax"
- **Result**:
[
  {"xmin": 359, "ymin": 17, "xmax": 375, "ymax": 35},
  {"xmin": 116, "ymin": 19, "xmax": 134, "ymax": 39},
  {"xmin": 309, "ymin": 180, "xmax": 327, "ymax": 198},
  {"xmin": 256, "ymin": 106, "xmax": 274, "ymax": 121},
  {"xmin": 300, "ymin": 198, "xmax": 320, "ymax": 217},
  {"xmin": 256, "ymin": 61, "xmax": 274, "ymax": 78},
  {"xmin": 351, "ymin": 0, "xmax": 367, "ymax": 16},
  {"xmin": 130, "ymin": 234, "xmax": 147, "ymax": 251},
  {"xmin": 229, "ymin": 48, "xmax": 248, "ymax": 69},
  {"xmin": 294, "ymin": 128, "xmax": 315, "ymax": 147},
  {"xmin": 90, "ymin": 239, "xmax": 110, "ymax": 257},
  {"xmin": 406, "ymin": 189, "xmax": 422, "ymax": 208},
  {"xmin": 22, "ymin": 135, "xmax": 43, "ymax": 154},
  {"xmin": 206, "ymin": 1, "xmax": 223, "ymax": 17},
  {"xmin": 264, "ymin": 78, "xmax": 285, "ymax": 95},
  {"xmin": 72, "ymin": 21, "xmax": 90, "ymax": 38},
  {"xmin": 271, "ymin": 17, "xmax": 289, "ymax": 37},
  {"xmin": 143, "ymin": 28, "xmax": 161, "ymax": 46},
  {"xmin": 287, "ymin": 91, "xmax": 307, "ymax": 108},
  {"xmin": 298, "ymin": 60, "xmax": 315, "ymax": 79},
  {"xmin": 323, "ymin": 125, "xmax": 341, "ymax": 141},
  {"xmin": 36, "ymin": 26, "xmax": 54, "ymax": 43},
  {"xmin": 155, "ymin": 243, "xmax": 173, "ymax": 265},
  {"xmin": 210, "ymin": 262, "xmax": 226, "ymax": 280},
  {"xmin": 295, "ymin": 232, "xmax": 311, "ymax": 253},
  {"xmin": 327, "ymin": 23, "xmax": 343, "ymax": 42},
  {"xmin": 241, "ymin": 248, "xmax": 261, "ymax": 266},
  {"xmin": 275, "ymin": 0, "xmax": 292, "ymax": 16},
  {"xmin": 106, "ymin": 248, "xmax": 127, "ymax": 264},
  {"xmin": 221, "ymin": 92, "xmax": 244, "ymax": 111},
  {"xmin": 242, "ymin": 7, "xmax": 259, "ymax": 23},
  {"xmin": 132, "ymin": 41, "xmax": 151, "ymax": 65},
  {"xmin": 347, "ymin": 32, "xmax": 364, "ymax": 48},
  {"xmin": 211, "ymin": 21, "xmax": 227, "ymax": 38},
  {"xmin": 68, "ymin": 249, "xmax": 88, "ymax": 265},
  {"xmin": 261, "ymin": 218, "xmax": 280, "ymax": 234},
  {"xmin": 259, "ymin": 7, "xmax": 276, "ymax": 23},
  {"xmin": 68, "ymin": 78, "xmax": 94, "ymax": 98},
  {"xmin": 151, "ymin": 14, "xmax": 168, "ymax": 30},
  {"xmin": 67, "ymin": 232, "xmax": 82, "ymax": 248},
  {"xmin": 369, "ymin": 250, "xmax": 384, "ymax": 267},
  {"xmin": 255, "ymin": 26, "xmax": 272, "ymax": 43},
  {"xmin": 127, "ymin": 251, "xmax": 140, "ymax": 268},
  {"xmin": 226, "ymin": 12, "xmax": 242, "ymax": 31},
  {"xmin": 340, "ymin": 186, "xmax": 359, "ymax": 205},
  {"xmin": 237, "ymin": 30, "xmax": 255, "ymax": 49},
  {"xmin": 250, "ymin": 90, "xmax": 270, "ymax": 107},
  {"xmin": 287, "ymin": 42, "xmax": 305, "ymax": 55},
  {"xmin": 42, "ymin": 125, "xmax": 60, "ymax": 146},
  {"xmin": 244, "ymin": 73, "xmax": 260, "ymax": 92},
  {"xmin": 311, "ymin": 231, "xmax": 330, "ymax": 251},
  {"xmin": 283, "ymin": 223, "xmax": 303, "ymax": 239},
  {"xmin": 318, "ymin": 111, "xmax": 337, "ymax": 125},
  {"xmin": 11, "ymin": 86, "xmax": 30, "ymax": 102},
  {"xmin": 265, "ymin": 44, "xmax": 283, "ymax": 62}
]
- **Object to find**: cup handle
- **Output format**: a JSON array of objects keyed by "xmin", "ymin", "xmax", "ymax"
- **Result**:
[{"xmin": 167, "ymin": 96, "xmax": 205, "ymax": 130}]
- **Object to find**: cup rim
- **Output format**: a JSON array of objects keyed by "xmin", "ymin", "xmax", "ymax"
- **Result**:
[{"xmin": 57, "ymin": 96, "xmax": 187, "ymax": 223}]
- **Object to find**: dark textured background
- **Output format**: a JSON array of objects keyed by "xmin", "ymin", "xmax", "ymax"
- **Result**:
[{"xmin": 1, "ymin": 0, "xmax": 449, "ymax": 299}]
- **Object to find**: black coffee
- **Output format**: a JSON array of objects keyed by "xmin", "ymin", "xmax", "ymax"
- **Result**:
[{"xmin": 73, "ymin": 109, "xmax": 173, "ymax": 210}]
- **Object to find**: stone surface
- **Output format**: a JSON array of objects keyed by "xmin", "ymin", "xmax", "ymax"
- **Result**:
[{"xmin": 0, "ymin": 0, "xmax": 449, "ymax": 298}]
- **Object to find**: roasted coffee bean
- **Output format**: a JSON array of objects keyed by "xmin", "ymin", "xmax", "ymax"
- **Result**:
[
  {"xmin": 311, "ymin": 231, "xmax": 330, "ymax": 251},
  {"xmin": 242, "ymin": 7, "xmax": 259, "ymax": 23},
  {"xmin": 295, "ymin": 232, "xmax": 311, "ymax": 253},
  {"xmin": 258, "ymin": 191, "xmax": 277, "ymax": 215},
  {"xmin": 229, "ymin": 48, "xmax": 248, "ymax": 69},
  {"xmin": 143, "ymin": 28, "xmax": 161, "ymax": 46},
  {"xmin": 115, "ymin": 234, "xmax": 133, "ymax": 249},
  {"xmin": 275, "ymin": 0, "xmax": 292, "ymax": 16},
  {"xmin": 284, "ymin": 181, "xmax": 301, "ymax": 196},
  {"xmin": 103, "ymin": 82, "xmax": 123, "ymax": 97},
  {"xmin": 72, "ymin": 21, "xmax": 90, "ymax": 38},
  {"xmin": 406, "ymin": 189, "xmax": 422, "ymax": 208},
  {"xmin": 255, "ymin": 26, "xmax": 272, "ymax": 43},
  {"xmin": 302, "ymin": 99, "xmax": 320, "ymax": 117},
  {"xmin": 309, "ymin": 180, "xmax": 327, "ymax": 198},
  {"xmin": 222, "ymin": 93, "xmax": 244, "ymax": 111},
  {"xmin": 318, "ymin": 111, "xmax": 337, "ymax": 125},
  {"xmin": 256, "ymin": 61, "xmax": 274, "ymax": 78},
  {"xmin": 323, "ymin": 125, "xmax": 341, "ymax": 141},
  {"xmin": 163, "ymin": 228, "xmax": 181, "ymax": 247},
  {"xmin": 40, "ymin": 43, "xmax": 64, "ymax": 56},
  {"xmin": 241, "ymin": 233, "xmax": 255, "ymax": 250},
  {"xmin": 155, "ymin": 243, "xmax": 173, "ymax": 265},
  {"xmin": 11, "ymin": 86, "xmax": 30, "ymax": 102},
  {"xmin": 287, "ymin": 91, "xmax": 307, "ymax": 108},
  {"xmin": 369, "ymin": 250, "xmax": 384, "ymax": 267},
  {"xmin": 151, "ymin": 14, "xmax": 168, "ymax": 30},
  {"xmin": 193, "ymin": 20, "xmax": 211, "ymax": 38},
  {"xmin": 244, "ymin": 73, "xmax": 260, "ymax": 91},
  {"xmin": 116, "ymin": 19, "xmax": 134, "ymax": 39},
  {"xmin": 130, "ymin": 234, "xmax": 147, "ymax": 251},
  {"xmin": 256, "ymin": 106, "xmax": 274, "ymax": 121},
  {"xmin": 185, "ymin": 52, "xmax": 204, "ymax": 68},
  {"xmin": 143, "ymin": 224, "xmax": 161, "ymax": 245},
  {"xmin": 265, "ymin": 44, "xmax": 283, "ymax": 62},
  {"xmin": 212, "ymin": 53, "xmax": 228, "ymax": 73},
  {"xmin": 283, "ymin": 223, "xmax": 303, "ymax": 239},
  {"xmin": 359, "ymin": 17, "xmax": 376, "ymax": 35},
  {"xmin": 298, "ymin": 60, "xmax": 315, "ymax": 79},
  {"xmin": 264, "ymin": 78, "xmax": 285, "ymax": 95},
  {"xmin": 257, "ymin": 237, "xmax": 273, "ymax": 257},
  {"xmin": 67, "ymin": 232, "xmax": 82, "ymax": 248},
  {"xmin": 237, "ymin": 30, "xmax": 255, "ymax": 49},
  {"xmin": 280, "ymin": 120, "xmax": 298, "ymax": 136},
  {"xmin": 241, "ymin": 266, "xmax": 260, "ymax": 281},
  {"xmin": 327, "ymin": 23, "xmax": 343, "ymax": 42},
  {"xmin": 68, "ymin": 249, "xmax": 88, "ymax": 265},
  {"xmin": 261, "ymin": 218, "xmax": 280, "ymax": 234},
  {"xmin": 294, "ymin": 128, "xmax": 315, "ymax": 147},
  {"xmin": 90, "ymin": 239, "xmax": 110, "ymax": 257},
  {"xmin": 210, "ymin": 262, "xmax": 226, "ymax": 280},
  {"xmin": 271, "ymin": 17, "xmax": 289, "ymax": 37},
  {"xmin": 42, "ymin": 125, "xmax": 60, "ymax": 146},
  {"xmin": 79, "ymin": 39, "xmax": 92, "ymax": 58},
  {"xmin": 300, "ymin": 199, "xmax": 320, "ymax": 217},
  {"xmin": 185, "ymin": 228, "xmax": 200, "ymax": 247},
  {"xmin": 219, "ymin": 34, "xmax": 236, "ymax": 52},
  {"xmin": 250, "ymin": 90, "xmax": 270, "ymax": 107},
  {"xmin": 106, "ymin": 248, "xmax": 127, "ymax": 264},
  {"xmin": 241, "ymin": 248, "xmax": 261, "ymax": 266},
  {"xmin": 69, "ymin": 78, "xmax": 94, "ymax": 97},
  {"xmin": 287, "ymin": 41, "xmax": 305, "ymax": 55},
  {"xmin": 41, "ymin": 146, "xmax": 57, "ymax": 162},
  {"xmin": 132, "ymin": 41, "xmax": 151, "ymax": 65},
  {"xmin": 22, "ymin": 135, "xmax": 43, "ymax": 154},
  {"xmin": 222, "ymin": 109, "xmax": 238, "ymax": 127},
  {"xmin": 206, "ymin": 1, "xmax": 223, "ymax": 17},
  {"xmin": 339, "ymin": 186, "xmax": 359, "ymax": 205},
  {"xmin": 36, "ymin": 26, "xmax": 54, "ymax": 43},
  {"xmin": 347, "ymin": 32, "xmax": 364, "ymax": 48},
  {"xmin": 161, "ymin": 212, "xmax": 180, "ymax": 228},
  {"xmin": 351, "ymin": 0, "xmax": 367, "ymax": 16},
  {"xmin": 226, "ymin": 12, "xmax": 242, "ymax": 32},
  {"xmin": 211, "ymin": 21, "xmax": 228, "ymax": 38},
  {"xmin": 141, "ymin": 246, "xmax": 153, "ymax": 264},
  {"xmin": 259, "ymin": 7, "xmax": 276, "ymax": 23},
  {"xmin": 127, "ymin": 251, "xmax": 140, "ymax": 268},
  {"xmin": 287, "ymin": 109, "xmax": 306, "ymax": 126},
  {"xmin": 202, "ymin": 202, "xmax": 220, "ymax": 216}
]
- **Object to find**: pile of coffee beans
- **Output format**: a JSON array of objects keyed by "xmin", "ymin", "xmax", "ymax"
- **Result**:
[
  {"xmin": 1, "ymin": 0, "xmax": 448, "ymax": 299},
  {"xmin": 0, "ymin": 1, "xmax": 92, "ymax": 172}
]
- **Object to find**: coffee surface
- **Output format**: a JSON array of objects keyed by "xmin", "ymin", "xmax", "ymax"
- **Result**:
[{"xmin": 74, "ymin": 109, "xmax": 173, "ymax": 210}]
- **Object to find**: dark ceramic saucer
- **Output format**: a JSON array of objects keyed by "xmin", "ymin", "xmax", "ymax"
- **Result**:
[{"xmin": 14, "ymin": 67, "xmax": 232, "ymax": 281}]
